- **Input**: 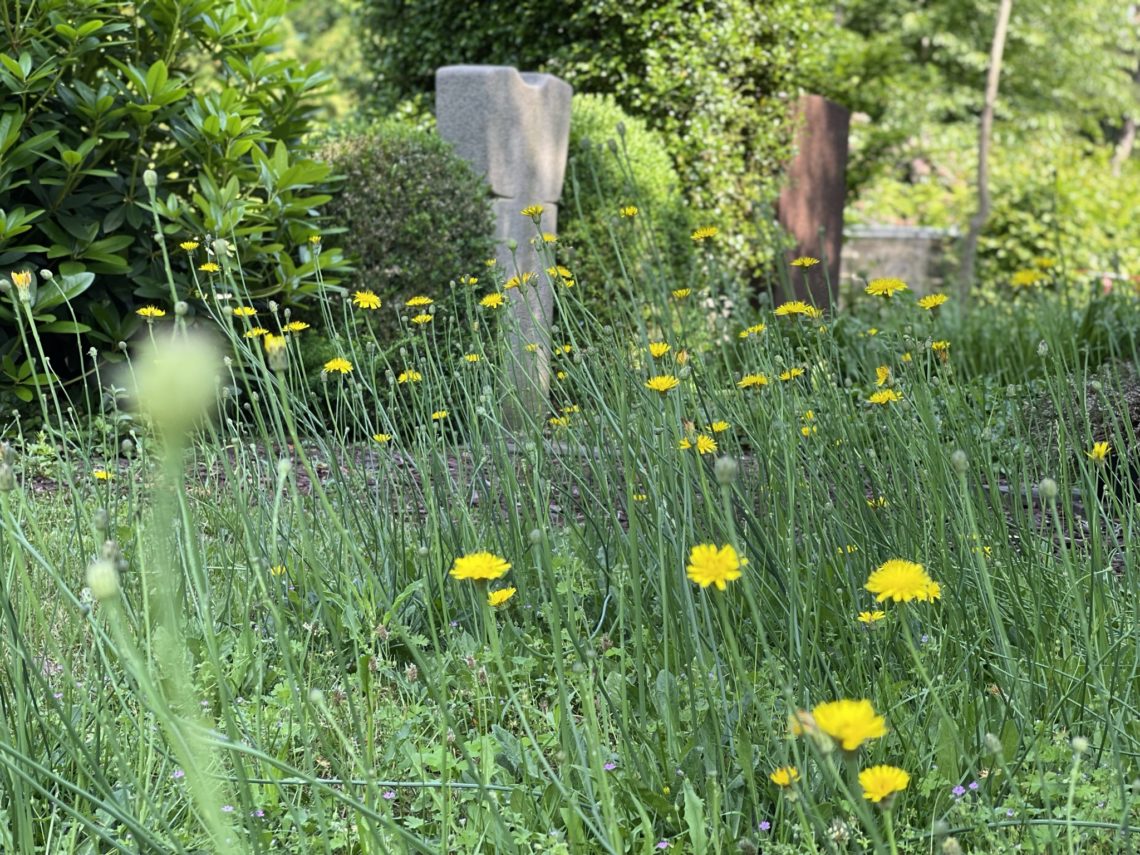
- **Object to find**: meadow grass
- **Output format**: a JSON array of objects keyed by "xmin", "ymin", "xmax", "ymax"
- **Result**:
[{"xmin": 0, "ymin": 207, "xmax": 1138, "ymax": 854}]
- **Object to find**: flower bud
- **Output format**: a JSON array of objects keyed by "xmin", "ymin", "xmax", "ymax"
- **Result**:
[
  {"xmin": 142, "ymin": 169, "xmax": 158, "ymax": 188},
  {"xmin": 714, "ymin": 456, "xmax": 739, "ymax": 486},
  {"xmin": 1038, "ymin": 478, "xmax": 1059, "ymax": 501},
  {"xmin": 1071, "ymin": 735, "xmax": 1090, "ymax": 754},
  {"xmin": 950, "ymin": 449, "xmax": 968, "ymax": 473},
  {"xmin": 86, "ymin": 558, "xmax": 120, "ymax": 601}
]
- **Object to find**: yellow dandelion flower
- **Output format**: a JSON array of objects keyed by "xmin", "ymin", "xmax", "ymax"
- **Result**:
[
  {"xmin": 406, "ymin": 295, "xmax": 433, "ymax": 307},
  {"xmin": 484, "ymin": 257, "xmax": 497, "ymax": 267},
  {"xmin": 480, "ymin": 293, "xmax": 505, "ymax": 309},
  {"xmin": 811, "ymin": 699, "xmax": 887, "ymax": 751},
  {"xmin": 232, "ymin": 306, "xmax": 257, "ymax": 317},
  {"xmin": 524, "ymin": 343, "xmax": 539, "ymax": 353},
  {"xmin": 323, "ymin": 357, "xmax": 353, "ymax": 374},
  {"xmin": 353, "ymin": 290, "xmax": 382, "ymax": 310},
  {"xmin": 859, "ymin": 765, "xmax": 910, "ymax": 803},
  {"xmin": 372, "ymin": 433, "xmax": 392, "ymax": 444},
  {"xmin": 283, "ymin": 321, "xmax": 310, "ymax": 333},
  {"xmin": 450, "ymin": 551, "xmax": 510, "ymax": 581},
  {"xmin": 691, "ymin": 226, "xmax": 719, "ymax": 242},
  {"xmin": 431, "ymin": 409, "xmax": 448, "ymax": 421},
  {"xmin": 779, "ymin": 367, "xmax": 804, "ymax": 381},
  {"xmin": 619, "ymin": 205, "xmax": 639, "ymax": 218},
  {"xmin": 770, "ymin": 766, "xmax": 800, "ymax": 787},
  {"xmin": 548, "ymin": 415, "xmax": 570, "ymax": 428},
  {"xmin": 902, "ymin": 351, "xmax": 913, "ymax": 362},
  {"xmin": 865, "ymin": 559, "xmax": 940, "ymax": 603},
  {"xmin": 875, "ymin": 365, "xmax": 890, "ymax": 387},
  {"xmin": 645, "ymin": 374, "xmax": 680, "ymax": 394},
  {"xmin": 136, "ymin": 305, "xmax": 166, "ymax": 319},
  {"xmin": 709, "ymin": 420, "xmax": 730, "ymax": 433},
  {"xmin": 917, "ymin": 293, "xmax": 948, "ymax": 310},
  {"xmin": 244, "ymin": 327, "xmax": 269, "ymax": 338},
  {"xmin": 865, "ymin": 278, "xmax": 908, "ymax": 298},
  {"xmin": 672, "ymin": 288, "xmax": 691, "ymax": 299},
  {"xmin": 541, "ymin": 232, "xmax": 558, "ymax": 243},
  {"xmin": 857, "ymin": 610, "xmax": 887, "ymax": 624},
  {"xmin": 180, "ymin": 240, "xmax": 200, "ymax": 251},
  {"xmin": 790, "ymin": 256, "xmax": 820, "ymax": 268},
  {"xmin": 1087, "ymin": 441, "xmax": 1110, "ymax": 462},
  {"xmin": 931, "ymin": 340, "xmax": 950, "ymax": 354},
  {"xmin": 546, "ymin": 265, "xmax": 573, "ymax": 280},
  {"xmin": 737, "ymin": 373, "xmax": 769, "ymax": 389},
  {"xmin": 1011, "ymin": 268, "xmax": 1045, "ymax": 288},
  {"xmin": 397, "ymin": 369, "xmax": 422, "ymax": 384},
  {"xmin": 868, "ymin": 389, "xmax": 902, "ymax": 405},
  {"xmin": 270, "ymin": 564, "xmax": 287, "ymax": 576},
  {"xmin": 774, "ymin": 300, "xmax": 822, "ymax": 319},
  {"xmin": 800, "ymin": 425, "xmax": 817, "ymax": 437},
  {"xmin": 263, "ymin": 334, "xmax": 286, "ymax": 354},
  {"xmin": 686, "ymin": 543, "xmax": 746, "ymax": 590},
  {"xmin": 631, "ymin": 493, "xmax": 647, "ymax": 502},
  {"xmin": 556, "ymin": 370, "xmax": 567, "ymax": 380},
  {"xmin": 694, "ymin": 434, "xmax": 717, "ymax": 455},
  {"xmin": 463, "ymin": 353, "xmax": 481, "ymax": 363},
  {"xmin": 678, "ymin": 438, "xmax": 692, "ymax": 451},
  {"xmin": 198, "ymin": 262, "xmax": 220, "ymax": 273},
  {"xmin": 93, "ymin": 469, "xmax": 113, "ymax": 481},
  {"xmin": 866, "ymin": 496, "xmax": 888, "ymax": 509},
  {"xmin": 459, "ymin": 274, "xmax": 479, "ymax": 286},
  {"xmin": 520, "ymin": 204, "xmax": 544, "ymax": 218},
  {"xmin": 488, "ymin": 587, "xmax": 517, "ymax": 607},
  {"xmin": 411, "ymin": 313, "xmax": 433, "ymax": 325},
  {"xmin": 739, "ymin": 323, "xmax": 766, "ymax": 339},
  {"xmin": 308, "ymin": 234, "xmax": 322, "ymax": 245},
  {"xmin": 649, "ymin": 342, "xmax": 671, "ymax": 358}
]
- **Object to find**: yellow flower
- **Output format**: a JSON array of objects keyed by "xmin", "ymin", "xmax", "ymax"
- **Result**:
[
  {"xmin": 865, "ymin": 559, "xmax": 940, "ymax": 603},
  {"xmin": 411, "ymin": 313, "xmax": 433, "ymax": 324},
  {"xmin": 549, "ymin": 415, "xmax": 570, "ymax": 428},
  {"xmin": 866, "ymin": 327, "xmax": 879, "ymax": 336},
  {"xmin": 931, "ymin": 340, "xmax": 950, "ymax": 353},
  {"xmin": 353, "ymin": 290, "xmax": 382, "ymax": 310},
  {"xmin": 555, "ymin": 370, "xmax": 567, "ymax": 380},
  {"xmin": 1011, "ymin": 268, "xmax": 1045, "ymax": 288},
  {"xmin": 459, "ymin": 274, "xmax": 479, "ymax": 286},
  {"xmin": 546, "ymin": 265, "xmax": 573, "ymax": 280},
  {"xmin": 875, "ymin": 365, "xmax": 890, "ymax": 387},
  {"xmin": 811, "ymin": 699, "xmax": 887, "ymax": 751},
  {"xmin": 868, "ymin": 389, "xmax": 902, "ymax": 405},
  {"xmin": 431, "ymin": 409, "xmax": 448, "ymax": 421},
  {"xmin": 484, "ymin": 257, "xmax": 497, "ymax": 267},
  {"xmin": 769, "ymin": 766, "xmax": 800, "ymax": 787},
  {"xmin": 678, "ymin": 438, "xmax": 693, "ymax": 451},
  {"xmin": 397, "ymin": 369, "xmax": 422, "ymax": 384},
  {"xmin": 232, "ymin": 306, "xmax": 257, "ymax": 317},
  {"xmin": 463, "ymin": 353, "xmax": 481, "ymax": 363},
  {"xmin": 857, "ymin": 610, "xmax": 887, "ymax": 624},
  {"xmin": 694, "ymin": 434, "xmax": 717, "ymax": 455},
  {"xmin": 865, "ymin": 278, "xmax": 908, "ymax": 298},
  {"xmin": 93, "ymin": 469, "xmax": 113, "ymax": 481},
  {"xmin": 800, "ymin": 425, "xmax": 817, "ymax": 437},
  {"xmin": 524, "ymin": 343, "xmax": 539, "ymax": 353},
  {"xmin": 136, "ymin": 305, "xmax": 166, "ymax": 319},
  {"xmin": 672, "ymin": 288, "xmax": 691, "ymax": 299},
  {"xmin": 198, "ymin": 262, "xmax": 220, "ymax": 273},
  {"xmin": 790, "ymin": 256, "xmax": 820, "ymax": 267},
  {"xmin": 556, "ymin": 343, "xmax": 573, "ymax": 354},
  {"xmin": 691, "ymin": 226, "xmax": 719, "ymax": 242},
  {"xmin": 645, "ymin": 374, "xmax": 680, "ymax": 394},
  {"xmin": 632, "ymin": 493, "xmax": 647, "ymax": 502},
  {"xmin": 686, "ymin": 543, "xmax": 746, "ymax": 590},
  {"xmin": 541, "ymin": 232, "xmax": 558, "ymax": 243},
  {"xmin": 450, "ymin": 551, "xmax": 511, "ymax": 581},
  {"xmin": 11, "ymin": 270, "xmax": 32, "ymax": 292},
  {"xmin": 323, "ymin": 357, "xmax": 353, "ymax": 374},
  {"xmin": 902, "ymin": 352, "xmax": 913, "ymax": 362},
  {"xmin": 372, "ymin": 433, "xmax": 392, "ymax": 443},
  {"xmin": 779, "ymin": 367, "xmax": 804, "ymax": 382},
  {"xmin": 859, "ymin": 765, "xmax": 910, "ymax": 803},
  {"xmin": 803, "ymin": 410, "xmax": 815, "ymax": 421},
  {"xmin": 737, "ymin": 373, "xmax": 769, "ymax": 389},
  {"xmin": 520, "ymin": 204, "xmax": 544, "ymax": 218},
  {"xmin": 244, "ymin": 327, "xmax": 269, "ymax": 338},
  {"xmin": 283, "ymin": 321, "xmax": 310, "ymax": 333},
  {"xmin": 270, "ymin": 564, "xmax": 287, "ymax": 577},
  {"xmin": 641, "ymin": 342, "xmax": 669, "ymax": 360},
  {"xmin": 488, "ymin": 587, "xmax": 517, "ymax": 607},
  {"xmin": 504, "ymin": 272, "xmax": 537, "ymax": 289},
  {"xmin": 739, "ymin": 323, "xmax": 766, "ymax": 338},
  {"xmin": 406, "ymin": 295, "xmax": 433, "ymax": 307},
  {"xmin": 563, "ymin": 404, "xmax": 580, "ymax": 414},
  {"xmin": 866, "ymin": 496, "xmax": 888, "ymax": 509},
  {"xmin": 308, "ymin": 234, "xmax": 322, "ymax": 245},
  {"xmin": 917, "ymin": 293, "xmax": 948, "ymax": 310},
  {"xmin": 263, "ymin": 334, "xmax": 286, "ymax": 354},
  {"xmin": 180, "ymin": 240, "xmax": 199, "ymax": 251},
  {"xmin": 774, "ymin": 300, "xmax": 822, "ymax": 319},
  {"xmin": 1087, "ymin": 441, "xmax": 1110, "ymax": 462},
  {"xmin": 709, "ymin": 420, "xmax": 730, "ymax": 433},
  {"xmin": 480, "ymin": 293, "xmax": 505, "ymax": 309},
  {"xmin": 1033, "ymin": 256, "xmax": 1057, "ymax": 269}
]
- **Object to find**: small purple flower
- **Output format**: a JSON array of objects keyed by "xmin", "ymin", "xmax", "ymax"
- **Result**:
[
  {"xmin": 221, "ymin": 805, "xmax": 234, "ymax": 813},
  {"xmin": 656, "ymin": 842, "xmax": 670, "ymax": 850},
  {"xmin": 603, "ymin": 762, "xmax": 617, "ymax": 771},
  {"xmin": 450, "ymin": 620, "xmax": 459, "ymax": 628},
  {"xmin": 759, "ymin": 821, "xmax": 771, "ymax": 832},
  {"xmin": 968, "ymin": 780, "xmax": 979, "ymax": 791},
  {"xmin": 172, "ymin": 769, "xmax": 185, "ymax": 780},
  {"xmin": 920, "ymin": 634, "xmax": 930, "ymax": 644},
  {"xmin": 250, "ymin": 809, "xmax": 265, "ymax": 818},
  {"xmin": 1006, "ymin": 808, "xmax": 1015, "ymax": 817},
  {"xmin": 383, "ymin": 790, "xmax": 396, "ymax": 800},
  {"xmin": 952, "ymin": 785, "xmax": 966, "ymax": 798}
]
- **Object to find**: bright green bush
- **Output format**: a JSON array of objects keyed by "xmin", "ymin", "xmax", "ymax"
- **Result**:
[
  {"xmin": 354, "ymin": 0, "xmax": 827, "ymax": 280},
  {"xmin": 0, "ymin": 0, "xmax": 346, "ymax": 402},
  {"xmin": 317, "ymin": 121, "xmax": 495, "ymax": 347},
  {"xmin": 561, "ymin": 94, "xmax": 693, "ymax": 317}
]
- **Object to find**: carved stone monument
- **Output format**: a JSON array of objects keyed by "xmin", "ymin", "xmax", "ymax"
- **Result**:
[
  {"xmin": 777, "ymin": 95, "xmax": 850, "ymax": 306},
  {"xmin": 435, "ymin": 66, "xmax": 572, "ymax": 418}
]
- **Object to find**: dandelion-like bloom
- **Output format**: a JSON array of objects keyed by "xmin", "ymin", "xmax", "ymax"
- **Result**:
[
  {"xmin": 917, "ymin": 293, "xmax": 948, "ymax": 310},
  {"xmin": 270, "ymin": 564, "xmax": 286, "ymax": 576},
  {"xmin": 411, "ymin": 313, "xmax": 433, "ymax": 324},
  {"xmin": 546, "ymin": 265, "xmax": 573, "ymax": 280},
  {"xmin": 406, "ymin": 295, "xmax": 433, "ymax": 307},
  {"xmin": 737, "ymin": 373, "xmax": 769, "ymax": 389},
  {"xmin": 645, "ymin": 374, "xmax": 679, "ymax": 394},
  {"xmin": 691, "ymin": 226, "xmax": 719, "ymax": 242},
  {"xmin": 353, "ymin": 290, "xmax": 381, "ymax": 310},
  {"xmin": 308, "ymin": 234, "xmax": 321, "ymax": 245},
  {"xmin": 857, "ymin": 610, "xmax": 887, "ymax": 624},
  {"xmin": 678, "ymin": 438, "xmax": 693, "ymax": 451},
  {"xmin": 397, "ymin": 369, "xmax": 422, "ymax": 384},
  {"xmin": 283, "ymin": 321, "xmax": 310, "ymax": 333},
  {"xmin": 524, "ymin": 343, "xmax": 539, "ymax": 353},
  {"xmin": 686, "ymin": 543, "xmax": 746, "ymax": 590},
  {"xmin": 649, "ymin": 342, "xmax": 671, "ymax": 358},
  {"xmin": 541, "ymin": 232, "xmax": 558, "ymax": 243},
  {"xmin": 1087, "ymin": 441, "xmax": 1110, "ymax": 462},
  {"xmin": 549, "ymin": 415, "xmax": 570, "ymax": 428},
  {"xmin": 263, "ymin": 334, "xmax": 286, "ymax": 354},
  {"xmin": 372, "ymin": 433, "xmax": 392, "ymax": 443},
  {"xmin": 1011, "ymin": 268, "xmax": 1045, "ymax": 288},
  {"xmin": 244, "ymin": 327, "xmax": 268, "ymax": 338},
  {"xmin": 520, "ymin": 204, "xmax": 544, "ymax": 218},
  {"xmin": 695, "ymin": 434, "xmax": 717, "ymax": 455},
  {"xmin": 865, "ymin": 559, "xmax": 940, "ymax": 603},
  {"xmin": 136, "ymin": 305, "xmax": 166, "ymax": 319},
  {"xmin": 769, "ymin": 766, "xmax": 800, "ymax": 787},
  {"xmin": 198, "ymin": 262, "xmax": 220, "ymax": 273},
  {"xmin": 463, "ymin": 353, "xmax": 481, "ymax": 363},
  {"xmin": 774, "ymin": 300, "xmax": 822, "ymax": 319},
  {"xmin": 480, "ymin": 293, "xmax": 505, "ymax": 309},
  {"xmin": 931, "ymin": 340, "xmax": 950, "ymax": 353},
  {"xmin": 800, "ymin": 425, "xmax": 817, "ymax": 437},
  {"xmin": 709, "ymin": 420, "xmax": 729, "ymax": 433},
  {"xmin": 504, "ymin": 272, "xmax": 537, "ymax": 290},
  {"xmin": 859, "ymin": 765, "xmax": 910, "ymax": 803},
  {"xmin": 620, "ymin": 205, "xmax": 639, "ymax": 218},
  {"xmin": 811, "ymin": 699, "xmax": 887, "ymax": 750},
  {"xmin": 868, "ymin": 389, "xmax": 902, "ymax": 405},
  {"xmin": 459, "ymin": 274, "xmax": 478, "ymax": 286},
  {"xmin": 672, "ymin": 288, "xmax": 691, "ymax": 299},
  {"xmin": 180, "ymin": 241, "xmax": 199, "ymax": 251},
  {"xmin": 93, "ymin": 469, "xmax": 113, "ymax": 481},
  {"xmin": 323, "ymin": 357, "xmax": 353, "ymax": 374},
  {"xmin": 739, "ymin": 323, "xmax": 766, "ymax": 338},
  {"xmin": 232, "ymin": 306, "xmax": 257, "ymax": 317},
  {"xmin": 488, "ymin": 587, "xmax": 517, "ymax": 607},
  {"xmin": 450, "ymin": 551, "xmax": 511, "ymax": 581},
  {"xmin": 431, "ymin": 409, "xmax": 448, "ymax": 421},
  {"xmin": 779, "ymin": 367, "xmax": 804, "ymax": 381},
  {"xmin": 876, "ymin": 365, "xmax": 890, "ymax": 387},
  {"xmin": 865, "ymin": 278, "xmax": 908, "ymax": 298},
  {"xmin": 790, "ymin": 256, "xmax": 820, "ymax": 268}
]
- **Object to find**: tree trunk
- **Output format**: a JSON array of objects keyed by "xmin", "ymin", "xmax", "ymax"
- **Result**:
[
  {"xmin": 959, "ymin": 0, "xmax": 1015, "ymax": 296},
  {"xmin": 1113, "ymin": 115, "xmax": 1137, "ymax": 176}
]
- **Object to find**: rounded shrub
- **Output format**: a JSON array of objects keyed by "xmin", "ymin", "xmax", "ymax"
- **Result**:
[
  {"xmin": 561, "ymin": 94, "xmax": 694, "ymax": 322},
  {"xmin": 319, "ymin": 121, "xmax": 495, "ymax": 346}
]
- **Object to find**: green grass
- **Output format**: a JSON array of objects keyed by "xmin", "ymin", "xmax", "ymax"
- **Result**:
[{"xmin": 1, "ymin": 208, "xmax": 1139, "ymax": 854}]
